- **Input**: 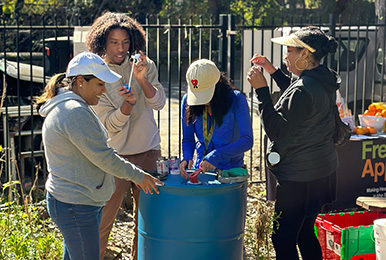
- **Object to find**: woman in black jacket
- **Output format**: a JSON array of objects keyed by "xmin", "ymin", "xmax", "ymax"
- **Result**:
[{"xmin": 247, "ymin": 26, "xmax": 340, "ymax": 260}]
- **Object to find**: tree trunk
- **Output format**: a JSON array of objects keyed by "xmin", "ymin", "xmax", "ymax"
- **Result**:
[
  {"xmin": 375, "ymin": 0, "xmax": 386, "ymax": 73},
  {"xmin": 334, "ymin": 0, "xmax": 350, "ymax": 16},
  {"xmin": 208, "ymin": 0, "xmax": 219, "ymax": 24}
]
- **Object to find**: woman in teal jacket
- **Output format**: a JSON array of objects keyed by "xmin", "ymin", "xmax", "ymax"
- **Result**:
[{"xmin": 179, "ymin": 59, "xmax": 253, "ymax": 178}]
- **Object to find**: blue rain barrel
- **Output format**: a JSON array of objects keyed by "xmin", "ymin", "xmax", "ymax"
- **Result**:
[{"xmin": 138, "ymin": 173, "xmax": 247, "ymax": 260}]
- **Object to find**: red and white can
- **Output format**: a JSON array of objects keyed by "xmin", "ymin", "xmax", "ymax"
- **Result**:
[{"xmin": 156, "ymin": 156, "xmax": 169, "ymax": 176}]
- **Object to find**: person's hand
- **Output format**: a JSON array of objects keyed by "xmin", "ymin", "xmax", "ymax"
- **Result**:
[
  {"xmin": 138, "ymin": 172, "xmax": 164, "ymax": 194},
  {"xmin": 200, "ymin": 160, "xmax": 216, "ymax": 173},
  {"xmin": 249, "ymin": 54, "xmax": 277, "ymax": 74},
  {"xmin": 119, "ymin": 86, "xmax": 136, "ymax": 107},
  {"xmin": 247, "ymin": 66, "xmax": 268, "ymax": 90},
  {"xmin": 179, "ymin": 160, "xmax": 193, "ymax": 179},
  {"xmin": 132, "ymin": 50, "xmax": 148, "ymax": 80}
]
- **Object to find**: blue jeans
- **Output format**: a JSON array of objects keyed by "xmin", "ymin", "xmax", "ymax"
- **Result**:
[{"xmin": 46, "ymin": 192, "xmax": 103, "ymax": 260}]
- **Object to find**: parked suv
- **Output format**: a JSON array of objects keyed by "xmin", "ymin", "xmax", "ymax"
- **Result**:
[
  {"xmin": 329, "ymin": 26, "xmax": 386, "ymax": 113},
  {"xmin": 0, "ymin": 35, "xmax": 73, "ymax": 137},
  {"xmin": 0, "ymin": 35, "xmax": 73, "ymax": 180}
]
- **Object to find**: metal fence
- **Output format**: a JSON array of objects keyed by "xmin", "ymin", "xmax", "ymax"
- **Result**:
[{"xmin": 1, "ymin": 13, "xmax": 386, "ymax": 188}]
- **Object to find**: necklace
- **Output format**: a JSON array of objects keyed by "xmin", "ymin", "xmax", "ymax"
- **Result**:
[{"xmin": 203, "ymin": 106, "xmax": 214, "ymax": 155}]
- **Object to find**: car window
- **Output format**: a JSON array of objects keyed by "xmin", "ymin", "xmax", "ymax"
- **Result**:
[{"xmin": 331, "ymin": 38, "xmax": 367, "ymax": 72}]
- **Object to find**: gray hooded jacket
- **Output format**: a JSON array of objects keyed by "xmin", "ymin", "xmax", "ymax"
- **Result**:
[{"xmin": 40, "ymin": 89, "xmax": 145, "ymax": 206}]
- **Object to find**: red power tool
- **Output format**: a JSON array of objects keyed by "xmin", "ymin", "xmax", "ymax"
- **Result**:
[{"xmin": 189, "ymin": 167, "xmax": 203, "ymax": 184}]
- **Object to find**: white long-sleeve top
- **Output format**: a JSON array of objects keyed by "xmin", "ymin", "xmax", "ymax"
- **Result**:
[{"xmin": 93, "ymin": 55, "xmax": 166, "ymax": 155}]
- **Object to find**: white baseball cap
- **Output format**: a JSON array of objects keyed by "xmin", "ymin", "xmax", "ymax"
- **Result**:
[
  {"xmin": 186, "ymin": 59, "xmax": 221, "ymax": 106},
  {"xmin": 66, "ymin": 51, "xmax": 121, "ymax": 83}
]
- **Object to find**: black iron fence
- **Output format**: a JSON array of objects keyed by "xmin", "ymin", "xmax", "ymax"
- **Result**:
[{"xmin": 1, "ymin": 13, "xmax": 386, "ymax": 188}]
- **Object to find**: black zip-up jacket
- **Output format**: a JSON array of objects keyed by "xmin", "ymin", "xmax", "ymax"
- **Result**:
[{"xmin": 255, "ymin": 65, "xmax": 340, "ymax": 182}]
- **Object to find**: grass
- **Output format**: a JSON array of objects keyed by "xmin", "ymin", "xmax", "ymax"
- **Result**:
[{"xmin": 0, "ymin": 156, "xmax": 63, "ymax": 260}]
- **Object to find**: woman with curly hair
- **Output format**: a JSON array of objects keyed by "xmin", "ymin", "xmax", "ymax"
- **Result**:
[{"xmin": 85, "ymin": 12, "xmax": 166, "ymax": 260}]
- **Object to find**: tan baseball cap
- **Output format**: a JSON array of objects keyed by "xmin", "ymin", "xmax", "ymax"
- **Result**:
[
  {"xmin": 186, "ymin": 59, "xmax": 221, "ymax": 106},
  {"xmin": 271, "ymin": 33, "xmax": 316, "ymax": 53}
]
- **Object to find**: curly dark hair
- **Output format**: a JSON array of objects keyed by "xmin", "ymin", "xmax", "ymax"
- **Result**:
[
  {"xmin": 185, "ymin": 73, "xmax": 239, "ymax": 127},
  {"xmin": 85, "ymin": 12, "xmax": 146, "ymax": 57}
]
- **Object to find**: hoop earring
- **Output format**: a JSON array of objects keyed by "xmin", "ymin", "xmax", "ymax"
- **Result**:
[{"xmin": 294, "ymin": 57, "xmax": 308, "ymax": 71}]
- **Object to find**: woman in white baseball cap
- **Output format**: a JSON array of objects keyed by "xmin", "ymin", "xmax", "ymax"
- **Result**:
[
  {"xmin": 179, "ymin": 59, "xmax": 253, "ymax": 178},
  {"xmin": 35, "ymin": 51, "xmax": 163, "ymax": 260}
]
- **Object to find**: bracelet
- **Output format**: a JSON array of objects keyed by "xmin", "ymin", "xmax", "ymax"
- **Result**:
[{"xmin": 127, "ymin": 101, "xmax": 136, "ymax": 107}]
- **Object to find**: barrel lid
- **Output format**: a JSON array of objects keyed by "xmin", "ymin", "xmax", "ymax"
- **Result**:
[{"xmin": 161, "ymin": 174, "xmax": 242, "ymax": 189}]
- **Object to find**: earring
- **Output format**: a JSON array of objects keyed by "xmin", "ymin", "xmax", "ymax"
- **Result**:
[
  {"xmin": 294, "ymin": 57, "xmax": 308, "ymax": 71},
  {"xmin": 80, "ymin": 85, "xmax": 83, "ymax": 88}
]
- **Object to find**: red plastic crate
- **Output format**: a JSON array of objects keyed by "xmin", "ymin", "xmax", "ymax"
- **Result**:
[
  {"xmin": 350, "ymin": 254, "xmax": 375, "ymax": 260},
  {"xmin": 315, "ymin": 211, "xmax": 386, "ymax": 260}
]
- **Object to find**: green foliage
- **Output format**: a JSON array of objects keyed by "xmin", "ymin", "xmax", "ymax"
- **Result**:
[
  {"xmin": 0, "ymin": 203, "xmax": 63, "ymax": 259},
  {"xmin": 0, "ymin": 158, "xmax": 63, "ymax": 259},
  {"xmin": 157, "ymin": 0, "xmax": 211, "ymax": 22},
  {"xmin": 230, "ymin": 0, "xmax": 283, "ymax": 25},
  {"xmin": 2, "ymin": 0, "xmax": 61, "ymax": 16},
  {"xmin": 0, "ymin": 0, "xmax": 378, "ymax": 27},
  {"xmin": 304, "ymin": 0, "xmax": 321, "ymax": 9}
]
